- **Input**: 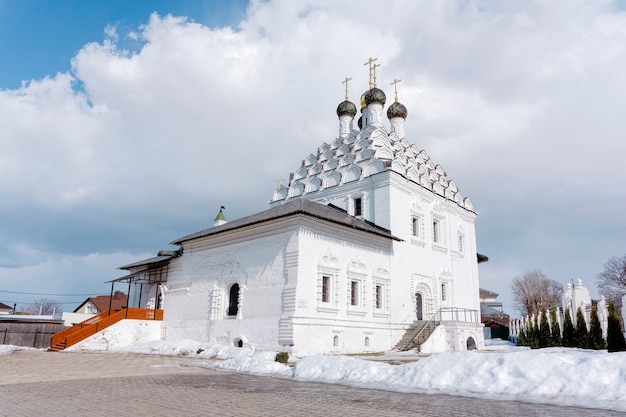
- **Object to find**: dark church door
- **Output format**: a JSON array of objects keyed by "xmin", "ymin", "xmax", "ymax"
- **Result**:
[{"xmin": 416, "ymin": 292, "xmax": 423, "ymax": 320}]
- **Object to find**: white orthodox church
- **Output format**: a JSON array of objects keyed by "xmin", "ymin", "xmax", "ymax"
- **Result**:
[{"xmin": 118, "ymin": 62, "xmax": 486, "ymax": 357}]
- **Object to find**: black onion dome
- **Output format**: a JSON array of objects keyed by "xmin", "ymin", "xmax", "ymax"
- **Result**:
[
  {"xmin": 387, "ymin": 101, "xmax": 408, "ymax": 119},
  {"xmin": 364, "ymin": 87, "xmax": 386, "ymax": 106},
  {"xmin": 336, "ymin": 100, "xmax": 357, "ymax": 118}
]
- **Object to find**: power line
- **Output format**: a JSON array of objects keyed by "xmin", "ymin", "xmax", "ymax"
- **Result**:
[
  {"xmin": 0, "ymin": 289, "xmax": 100, "ymax": 297},
  {"xmin": 1, "ymin": 300, "xmax": 86, "ymax": 305}
]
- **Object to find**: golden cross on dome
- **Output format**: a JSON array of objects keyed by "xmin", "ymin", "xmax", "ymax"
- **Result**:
[
  {"xmin": 390, "ymin": 78, "xmax": 402, "ymax": 101},
  {"xmin": 277, "ymin": 176, "xmax": 285, "ymax": 185},
  {"xmin": 372, "ymin": 63, "xmax": 381, "ymax": 88},
  {"xmin": 363, "ymin": 57, "xmax": 378, "ymax": 89},
  {"xmin": 341, "ymin": 77, "xmax": 352, "ymax": 100}
]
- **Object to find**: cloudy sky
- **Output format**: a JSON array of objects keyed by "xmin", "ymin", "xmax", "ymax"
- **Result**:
[{"xmin": 1, "ymin": 0, "xmax": 625, "ymax": 314}]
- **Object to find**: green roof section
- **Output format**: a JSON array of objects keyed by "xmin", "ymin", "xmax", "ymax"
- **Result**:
[{"xmin": 214, "ymin": 206, "xmax": 226, "ymax": 222}]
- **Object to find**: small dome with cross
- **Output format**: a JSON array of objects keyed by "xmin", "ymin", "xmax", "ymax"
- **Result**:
[
  {"xmin": 387, "ymin": 101, "xmax": 407, "ymax": 119},
  {"xmin": 336, "ymin": 100, "xmax": 357, "ymax": 118}
]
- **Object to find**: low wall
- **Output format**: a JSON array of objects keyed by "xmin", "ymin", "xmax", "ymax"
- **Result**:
[{"xmin": 1, "ymin": 322, "xmax": 67, "ymax": 349}]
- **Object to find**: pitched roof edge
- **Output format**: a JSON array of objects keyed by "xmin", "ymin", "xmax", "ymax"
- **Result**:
[{"xmin": 171, "ymin": 199, "xmax": 401, "ymax": 245}]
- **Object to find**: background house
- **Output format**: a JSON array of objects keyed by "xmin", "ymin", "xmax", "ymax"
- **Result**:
[
  {"xmin": 480, "ymin": 288, "xmax": 510, "ymax": 340},
  {"xmin": 73, "ymin": 291, "xmax": 128, "ymax": 314},
  {"xmin": 0, "ymin": 302, "xmax": 14, "ymax": 315}
]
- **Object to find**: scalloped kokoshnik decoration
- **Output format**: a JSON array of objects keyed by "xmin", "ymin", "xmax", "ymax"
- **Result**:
[{"xmin": 271, "ymin": 104, "xmax": 474, "ymax": 213}]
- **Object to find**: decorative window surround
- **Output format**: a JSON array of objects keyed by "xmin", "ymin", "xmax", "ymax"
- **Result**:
[
  {"xmin": 457, "ymin": 233, "xmax": 465, "ymax": 254},
  {"xmin": 317, "ymin": 249, "xmax": 340, "ymax": 313},
  {"xmin": 317, "ymin": 271, "xmax": 339, "ymax": 313},
  {"xmin": 372, "ymin": 266, "xmax": 390, "ymax": 317},
  {"xmin": 410, "ymin": 202, "xmax": 426, "ymax": 247},
  {"xmin": 349, "ymin": 193, "xmax": 365, "ymax": 219},
  {"xmin": 431, "ymin": 213, "xmax": 448, "ymax": 253},
  {"xmin": 439, "ymin": 273, "xmax": 454, "ymax": 307},
  {"xmin": 347, "ymin": 259, "xmax": 367, "ymax": 315}
]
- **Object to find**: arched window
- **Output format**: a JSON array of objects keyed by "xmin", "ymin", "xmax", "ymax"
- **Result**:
[
  {"xmin": 228, "ymin": 284, "xmax": 240, "ymax": 316},
  {"xmin": 333, "ymin": 335, "xmax": 339, "ymax": 348}
]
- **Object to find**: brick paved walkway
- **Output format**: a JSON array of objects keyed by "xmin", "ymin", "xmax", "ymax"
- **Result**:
[{"xmin": 0, "ymin": 350, "xmax": 621, "ymax": 417}]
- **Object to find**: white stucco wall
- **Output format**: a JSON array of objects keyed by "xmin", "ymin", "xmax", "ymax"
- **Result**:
[{"xmin": 162, "ymin": 227, "xmax": 296, "ymax": 351}]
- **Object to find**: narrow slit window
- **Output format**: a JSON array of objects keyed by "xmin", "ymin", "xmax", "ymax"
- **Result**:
[
  {"xmin": 351, "ymin": 281, "xmax": 359, "ymax": 306},
  {"xmin": 375, "ymin": 285, "xmax": 383, "ymax": 309},
  {"xmin": 354, "ymin": 197, "xmax": 362, "ymax": 217},
  {"xmin": 322, "ymin": 276, "xmax": 330, "ymax": 303},
  {"xmin": 433, "ymin": 219, "xmax": 440, "ymax": 243},
  {"xmin": 412, "ymin": 217, "xmax": 420, "ymax": 237}
]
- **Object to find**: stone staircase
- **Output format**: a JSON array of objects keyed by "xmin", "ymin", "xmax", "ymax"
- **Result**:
[{"xmin": 394, "ymin": 319, "xmax": 440, "ymax": 352}]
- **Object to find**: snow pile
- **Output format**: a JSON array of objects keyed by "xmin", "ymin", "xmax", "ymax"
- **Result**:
[
  {"xmin": 290, "ymin": 348, "xmax": 626, "ymax": 411},
  {"xmin": 0, "ymin": 345, "xmax": 21, "ymax": 355}
]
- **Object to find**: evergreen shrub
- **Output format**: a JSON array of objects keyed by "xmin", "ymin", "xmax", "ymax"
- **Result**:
[
  {"xmin": 549, "ymin": 308, "xmax": 562, "ymax": 347},
  {"xmin": 573, "ymin": 308, "xmax": 589, "ymax": 348},
  {"xmin": 607, "ymin": 301, "xmax": 626, "ymax": 353},
  {"xmin": 587, "ymin": 307, "xmax": 606, "ymax": 350},
  {"xmin": 562, "ymin": 309, "xmax": 575, "ymax": 347},
  {"xmin": 275, "ymin": 352, "xmax": 289, "ymax": 364},
  {"xmin": 538, "ymin": 310, "xmax": 551, "ymax": 348}
]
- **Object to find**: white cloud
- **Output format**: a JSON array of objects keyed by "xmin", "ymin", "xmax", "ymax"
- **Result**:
[
  {"xmin": 104, "ymin": 24, "xmax": 119, "ymax": 41},
  {"xmin": 1, "ymin": 0, "xmax": 625, "ymax": 312},
  {"xmin": 0, "ymin": 249, "xmax": 152, "ymax": 310}
]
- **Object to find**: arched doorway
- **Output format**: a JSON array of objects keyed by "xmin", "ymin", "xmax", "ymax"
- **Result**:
[
  {"xmin": 415, "ymin": 292, "xmax": 423, "ymax": 320},
  {"xmin": 466, "ymin": 336, "xmax": 477, "ymax": 350},
  {"xmin": 228, "ymin": 283, "xmax": 239, "ymax": 316}
]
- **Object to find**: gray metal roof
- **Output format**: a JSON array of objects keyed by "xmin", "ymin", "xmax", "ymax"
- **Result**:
[
  {"xmin": 172, "ymin": 199, "xmax": 401, "ymax": 245},
  {"xmin": 118, "ymin": 255, "xmax": 173, "ymax": 270}
]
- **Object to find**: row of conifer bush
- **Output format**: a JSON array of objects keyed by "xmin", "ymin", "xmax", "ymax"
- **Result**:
[{"xmin": 517, "ymin": 301, "xmax": 626, "ymax": 352}]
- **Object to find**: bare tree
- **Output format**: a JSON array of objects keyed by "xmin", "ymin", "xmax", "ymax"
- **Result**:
[
  {"xmin": 596, "ymin": 254, "xmax": 626, "ymax": 301},
  {"xmin": 511, "ymin": 270, "xmax": 563, "ymax": 317},
  {"xmin": 27, "ymin": 298, "xmax": 63, "ymax": 315}
]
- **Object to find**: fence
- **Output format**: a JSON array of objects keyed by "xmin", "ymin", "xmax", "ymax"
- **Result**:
[{"xmin": 1, "ymin": 323, "xmax": 67, "ymax": 349}]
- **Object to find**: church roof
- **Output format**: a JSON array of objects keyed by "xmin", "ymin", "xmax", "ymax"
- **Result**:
[
  {"xmin": 172, "ymin": 198, "xmax": 401, "ymax": 245},
  {"xmin": 271, "ymin": 89, "xmax": 474, "ymax": 213}
]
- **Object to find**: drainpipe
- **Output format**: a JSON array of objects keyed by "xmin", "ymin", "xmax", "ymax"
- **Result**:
[
  {"xmin": 108, "ymin": 282, "xmax": 115, "ymax": 316},
  {"xmin": 126, "ymin": 280, "xmax": 132, "ymax": 318}
]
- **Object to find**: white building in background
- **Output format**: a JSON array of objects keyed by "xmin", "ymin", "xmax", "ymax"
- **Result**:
[{"xmin": 119, "ymin": 65, "xmax": 487, "ymax": 356}]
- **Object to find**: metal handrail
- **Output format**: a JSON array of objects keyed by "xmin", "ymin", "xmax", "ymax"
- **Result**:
[
  {"xmin": 400, "ymin": 306, "xmax": 480, "ymax": 351},
  {"xmin": 50, "ymin": 308, "xmax": 163, "ymax": 350},
  {"xmin": 401, "ymin": 307, "xmax": 442, "ymax": 351},
  {"xmin": 440, "ymin": 307, "xmax": 480, "ymax": 323}
]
